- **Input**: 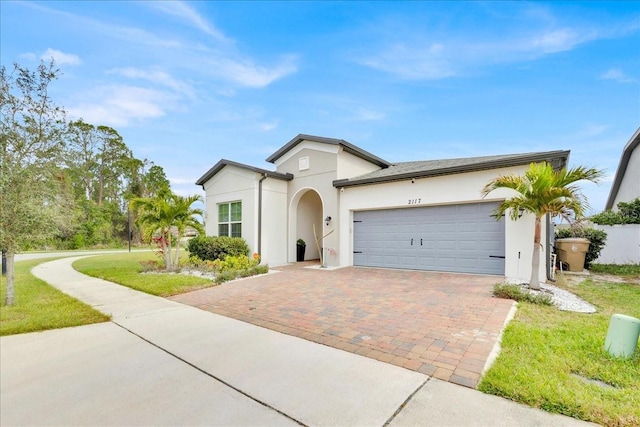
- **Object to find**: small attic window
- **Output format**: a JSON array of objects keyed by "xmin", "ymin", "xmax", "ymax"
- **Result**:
[{"xmin": 299, "ymin": 156, "xmax": 309, "ymax": 171}]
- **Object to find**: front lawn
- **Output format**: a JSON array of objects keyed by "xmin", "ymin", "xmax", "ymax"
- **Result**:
[
  {"xmin": 1, "ymin": 258, "xmax": 110, "ymax": 336},
  {"xmin": 73, "ymin": 252, "xmax": 214, "ymax": 296},
  {"xmin": 479, "ymin": 274, "xmax": 640, "ymax": 426}
]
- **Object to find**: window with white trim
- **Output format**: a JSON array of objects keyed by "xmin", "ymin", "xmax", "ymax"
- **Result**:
[{"xmin": 218, "ymin": 201, "xmax": 242, "ymax": 237}]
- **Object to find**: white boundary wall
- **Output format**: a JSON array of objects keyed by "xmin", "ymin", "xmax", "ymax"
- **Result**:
[{"xmin": 593, "ymin": 224, "xmax": 640, "ymax": 264}]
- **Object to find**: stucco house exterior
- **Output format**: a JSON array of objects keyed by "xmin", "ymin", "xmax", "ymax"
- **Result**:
[
  {"xmin": 196, "ymin": 134, "xmax": 569, "ymax": 283},
  {"xmin": 605, "ymin": 127, "xmax": 640, "ymax": 210},
  {"xmin": 594, "ymin": 127, "xmax": 640, "ymax": 265}
]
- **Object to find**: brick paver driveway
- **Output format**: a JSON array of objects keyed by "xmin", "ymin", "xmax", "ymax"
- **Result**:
[{"xmin": 170, "ymin": 263, "xmax": 515, "ymax": 388}]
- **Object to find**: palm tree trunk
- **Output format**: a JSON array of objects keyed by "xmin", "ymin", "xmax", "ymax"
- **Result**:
[
  {"xmin": 163, "ymin": 230, "xmax": 173, "ymax": 272},
  {"xmin": 173, "ymin": 232, "xmax": 182, "ymax": 270},
  {"xmin": 529, "ymin": 216, "xmax": 542, "ymax": 290},
  {"xmin": 4, "ymin": 251, "xmax": 15, "ymax": 306}
]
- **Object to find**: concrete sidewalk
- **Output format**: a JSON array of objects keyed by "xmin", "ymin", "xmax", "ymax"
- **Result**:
[{"xmin": 1, "ymin": 256, "xmax": 594, "ymax": 426}]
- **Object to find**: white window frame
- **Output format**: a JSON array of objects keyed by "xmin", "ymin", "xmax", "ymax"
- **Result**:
[{"xmin": 218, "ymin": 201, "xmax": 242, "ymax": 237}]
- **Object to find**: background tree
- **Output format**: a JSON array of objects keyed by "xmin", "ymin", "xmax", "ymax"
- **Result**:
[
  {"xmin": 131, "ymin": 192, "xmax": 203, "ymax": 271},
  {"xmin": 591, "ymin": 198, "xmax": 640, "ymax": 225},
  {"xmin": 65, "ymin": 119, "xmax": 98, "ymax": 201},
  {"xmin": 1, "ymin": 60, "xmax": 67, "ymax": 305},
  {"xmin": 482, "ymin": 162, "xmax": 603, "ymax": 290}
]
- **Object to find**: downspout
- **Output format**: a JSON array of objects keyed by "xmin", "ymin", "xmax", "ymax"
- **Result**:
[
  {"xmin": 257, "ymin": 173, "xmax": 267, "ymax": 256},
  {"xmin": 546, "ymin": 214, "xmax": 555, "ymax": 282}
]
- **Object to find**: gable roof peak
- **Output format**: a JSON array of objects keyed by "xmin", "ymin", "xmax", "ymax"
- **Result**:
[
  {"xmin": 195, "ymin": 159, "xmax": 293, "ymax": 187},
  {"xmin": 266, "ymin": 133, "xmax": 391, "ymax": 168}
]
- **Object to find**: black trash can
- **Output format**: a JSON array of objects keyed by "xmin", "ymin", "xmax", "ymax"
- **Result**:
[{"xmin": 2, "ymin": 250, "xmax": 6, "ymax": 275}]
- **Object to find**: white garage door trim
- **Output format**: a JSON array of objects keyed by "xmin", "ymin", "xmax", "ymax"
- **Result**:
[{"xmin": 353, "ymin": 202, "xmax": 505, "ymax": 275}]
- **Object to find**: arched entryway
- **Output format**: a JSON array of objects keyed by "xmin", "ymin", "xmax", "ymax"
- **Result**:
[{"xmin": 291, "ymin": 188, "xmax": 323, "ymax": 262}]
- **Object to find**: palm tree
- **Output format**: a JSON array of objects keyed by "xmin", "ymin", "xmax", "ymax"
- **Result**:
[
  {"xmin": 482, "ymin": 162, "xmax": 603, "ymax": 290},
  {"xmin": 131, "ymin": 192, "xmax": 203, "ymax": 271}
]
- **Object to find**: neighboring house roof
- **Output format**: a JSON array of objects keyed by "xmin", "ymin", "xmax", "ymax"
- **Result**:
[
  {"xmin": 195, "ymin": 159, "xmax": 294, "ymax": 187},
  {"xmin": 333, "ymin": 150, "xmax": 570, "ymax": 188},
  {"xmin": 605, "ymin": 127, "xmax": 640, "ymax": 210},
  {"xmin": 266, "ymin": 133, "xmax": 391, "ymax": 168}
]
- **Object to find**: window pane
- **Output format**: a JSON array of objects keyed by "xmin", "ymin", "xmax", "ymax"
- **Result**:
[
  {"xmin": 218, "ymin": 224, "xmax": 229, "ymax": 236},
  {"xmin": 231, "ymin": 223, "xmax": 242, "ymax": 238},
  {"xmin": 218, "ymin": 204, "xmax": 229, "ymax": 222},
  {"xmin": 230, "ymin": 202, "xmax": 242, "ymax": 221}
]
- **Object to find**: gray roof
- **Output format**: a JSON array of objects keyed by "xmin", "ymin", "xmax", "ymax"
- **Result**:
[
  {"xmin": 333, "ymin": 150, "xmax": 570, "ymax": 188},
  {"xmin": 605, "ymin": 127, "xmax": 640, "ymax": 210},
  {"xmin": 195, "ymin": 159, "xmax": 293, "ymax": 187},
  {"xmin": 266, "ymin": 134, "xmax": 391, "ymax": 168}
]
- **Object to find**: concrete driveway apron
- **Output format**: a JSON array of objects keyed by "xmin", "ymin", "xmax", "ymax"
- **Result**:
[{"xmin": 171, "ymin": 262, "xmax": 516, "ymax": 388}]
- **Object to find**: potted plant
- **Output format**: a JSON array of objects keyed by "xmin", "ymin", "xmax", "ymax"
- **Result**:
[{"xmin": 296, "ymin": 238, "xmax": 306, "ymax": 262}]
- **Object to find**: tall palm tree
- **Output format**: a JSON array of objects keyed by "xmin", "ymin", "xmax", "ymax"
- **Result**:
[
  {"xmin": 131, "ymin": 192, "xmax": 203, "ymax": 271},
  {"xmin": 482, "ymin": 162, "xmax": 603, "ymax": 290}
]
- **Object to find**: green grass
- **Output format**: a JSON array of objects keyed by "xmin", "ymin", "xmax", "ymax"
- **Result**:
[
  {"xmin": 590, "ymin": 263, "xmax": 640, "ymax": 278},
  {"xmin": 479, "ymin": 276, "xmax": 640, "ymax": 427},
  {"xmin": 1, "ymin": 258, "xmax": 110, "ymax": 336},
  {"xmin": 73, "ymin": 252, "xmax": 214, "ymax": 296},
  {"xmin": 493, "ymin": 283, "xmax": 554, "ymax": 305}
]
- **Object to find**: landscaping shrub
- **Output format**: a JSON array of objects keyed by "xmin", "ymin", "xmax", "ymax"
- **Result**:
[
  {"xmin": 591, "ymin": 198, "xmax": 640, "ymax": 225},
  {"xmin": 182, "ymin": 252, "xmax": 268, "ymax": 284},
  {"xmin": 219, "ymin": 254, "xmax": 253, "ymax": 272},
  {"xmin": 555, "ymin": 227, "xmax": 607, "ymax": 268},
  {"xmin": 493, "ymin": 283, "xmax": 554, "ymax": 306},
  {"xmin": 187, "ymin": 236, "xmax": 250, "ymax": 261}
]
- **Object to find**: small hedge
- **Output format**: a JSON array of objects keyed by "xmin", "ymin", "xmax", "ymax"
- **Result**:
[
  {"xmin": 555, "ymin": 227, "xmax": 607, "ymax": 269},
  {"xmin": 591, "ymin": 198, "xmax": 640, "ymax": 225},
  {"xmin": 187, "ymin": 236, "xmax": 250, "ymax": 261},
  {"xmin": 493, "ymin": 283, "xmax": 554, "ymax": 306}
]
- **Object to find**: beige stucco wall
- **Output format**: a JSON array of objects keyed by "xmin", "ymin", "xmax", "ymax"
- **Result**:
[
  {"xmin": 202, "ymin": 166, "xmax": 257, "ymax": 242},
  {"xmin": 276, "ymin": 142, "xmax": 342, "ymax": 265},
  {"xmin": 336, "ymin": 150, "xmax": 382, "ymax": 179},
  {"xmin": 202, "ymin": 165, "xmax": 288, "ymax": 266},
  {"xmin": 338, "ymin": 165, "xmax": 549, "ymax": 283},
  {"xmin": 613, "ymin": 147, "xmax": 640, "ymax": 208},
  {"xmin": 260, "ymin": 178, "xmax": 289, "ymax": 266}
]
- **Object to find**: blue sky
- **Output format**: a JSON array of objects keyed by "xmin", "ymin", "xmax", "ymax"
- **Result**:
[{"xmin": 2, "ymin": 1, "xmax": 639, "ymax": 212}]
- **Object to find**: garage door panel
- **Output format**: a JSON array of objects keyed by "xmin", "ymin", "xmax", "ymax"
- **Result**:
[{"xmin": 354, "ymin": 202, "xmax": 505, "ymax": 275}]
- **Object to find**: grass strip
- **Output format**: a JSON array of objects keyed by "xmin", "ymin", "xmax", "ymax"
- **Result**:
[
  {"xmin": 589, "ymin": 263, "xmax": 640, "ymax": 278},
  {"xmin": 479, "ymin": 276, "xmax": 640, "ymax": 426},
  {"xmin": 1, "ymin": 258, "xmax": 110, "ymax": 336},
  {"xmin": 73, "ymin": 252, "xmax": 213, "ymax": 297}
]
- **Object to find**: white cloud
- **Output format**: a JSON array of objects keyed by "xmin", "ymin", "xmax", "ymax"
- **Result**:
[
  {"xmin": 41, "ymin": 48, "xmax": 81, "ymax": 65},
  {"xmin": 258, "ymin": 121, "xmax": 278, "ymax": 132},
  {"xmin": 212, "ymin": 55, "xmax": 298, "ymax": 88},
  {"xmin": 357, "ymin": 4, "xmax": 635, "ymax": 82},
  {"xmin": 109, "ymin": 67, "xmax": 195, "ymax": 99},
  {"xmin": 360, "ymin": 43, "xmax": 455, "ymax": 80},
  {"xmin": 150, "ymin": 1, "xmax": 228, "ymax": 42},
  {"xmin": 600, "ymin": 68, "xmax": 635, "ymax": 83},
  {"xmin": 67, "ymin": 85, "xmax": 170, "ymax": 127},
  {"xmin": 525, "ymin": 28, "xmax": 585, "ymax": 54},
  {"xmin": 355, "ymin": 107, "xmax": 385, "ymax": 121},
  {"xmin": 19, "ymin": 52, "xmax": 37, "ymax": 61},
  {"xmin": 21, "ymin": 1, "xmax": 297, "ymax": 92},
  {"xmin": 361, "ymin": 27, "xmax": 600, "ymax": 80}
]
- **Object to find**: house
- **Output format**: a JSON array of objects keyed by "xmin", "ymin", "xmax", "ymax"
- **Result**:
[
  {"xmin": 595, "ymin": 127, "xmax": 640, "ymax": 264},
  {"xmin": 605, "ymin": 127, "xmax": 640, "ymax": 210},
  {"xmin": 196, "ymin": 134, "xmax": 569, "ymax": 283}
]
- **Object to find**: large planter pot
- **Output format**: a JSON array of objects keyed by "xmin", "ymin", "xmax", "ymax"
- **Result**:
[
  {"xmin": 296, "ymin": 244, "xmax": 306, "ymax": 262},
  {"xmin": 556, "ymin": 238, "xmax": 590, "ymax": 272}
]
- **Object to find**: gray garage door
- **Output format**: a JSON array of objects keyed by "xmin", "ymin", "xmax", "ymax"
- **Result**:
[{"xmin": 353, "ymin": 202, "xmax": 505, "ymax": 275}]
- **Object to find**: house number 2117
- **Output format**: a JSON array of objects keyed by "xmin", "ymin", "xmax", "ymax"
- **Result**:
[{"xmin": 408, "ymin": 198, "xmax": 421, "ymax": 205}]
